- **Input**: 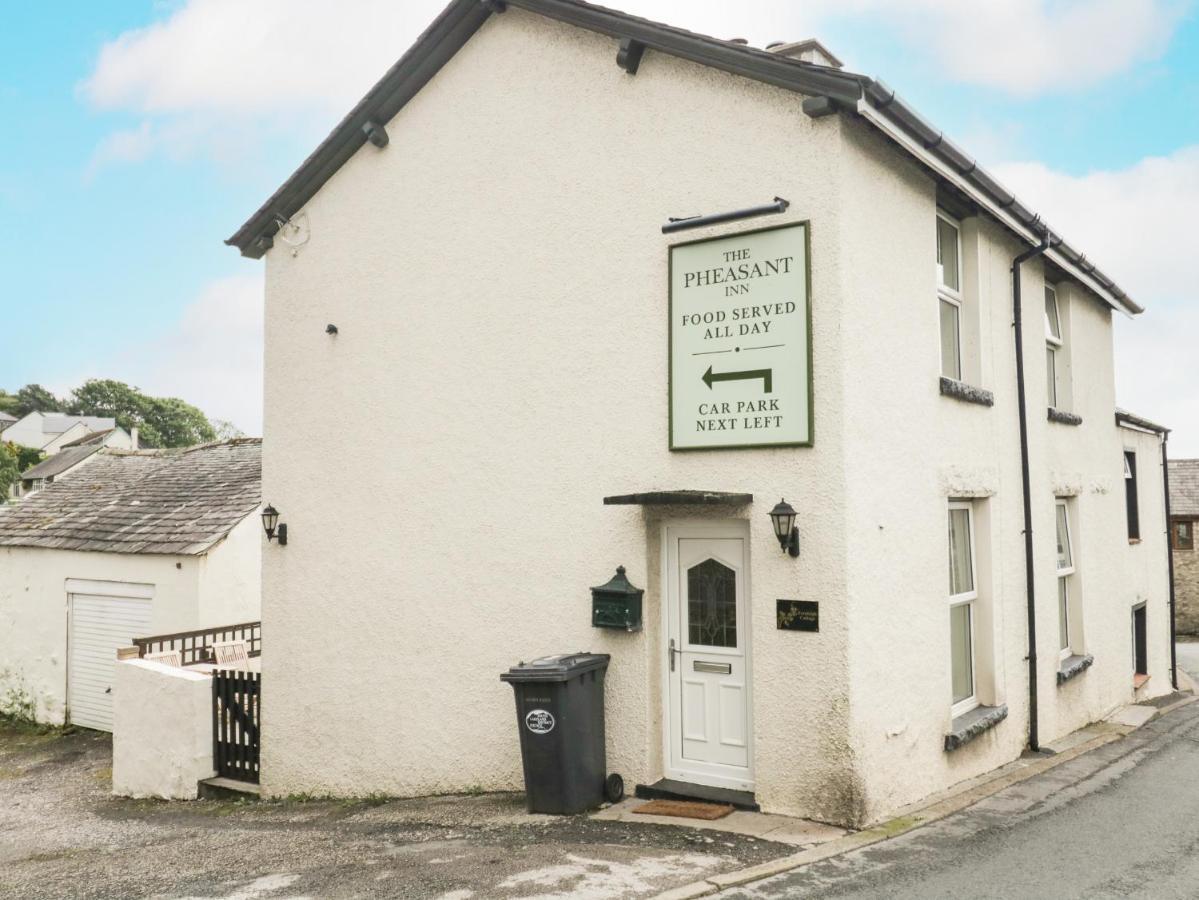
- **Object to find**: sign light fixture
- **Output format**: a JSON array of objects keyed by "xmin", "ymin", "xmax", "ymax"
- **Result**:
[
  {"xmin": 262, "ymin": 504, "xmax": 287, "ymax": 546},
  {"xmin": 768, "ymin": 498, "xmax": 800, "ymax": 557}
]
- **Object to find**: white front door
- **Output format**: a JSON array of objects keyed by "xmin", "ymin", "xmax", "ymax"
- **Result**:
[
  {"xmin": 665, "ymin": 523, "xmax": 753, "ymax": 791},
  {"xmin": 68, "ymin": 592, "xmax": 152, "ymax": 732}
]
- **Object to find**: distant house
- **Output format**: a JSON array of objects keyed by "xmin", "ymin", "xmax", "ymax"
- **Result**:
[
  {"xmin": 0, "ymin": 411, "xmax": 16, "ymax": 433},
  {"xmin": 0, "ymin": 439, "xmax": 262, "ymax": 731},
  {"xmin": 15, "ymin": 429, "xmax": 126, "ymax": 497},
  {"xmin": 8, "ymin": 426, "xmax": 140, "ymax": 500},
  {"xmin": 1170, "ymin": 459, "xmax": 1199, "ymax": 634},
  {"xmin": 2, "ymin": 412, "xmax": 127, "ymax": 456}
]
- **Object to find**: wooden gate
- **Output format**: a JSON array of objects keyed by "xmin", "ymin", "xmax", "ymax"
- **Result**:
[{"xmin": 212, "ymin": 670, "xmax": 261, "ymax": 784}]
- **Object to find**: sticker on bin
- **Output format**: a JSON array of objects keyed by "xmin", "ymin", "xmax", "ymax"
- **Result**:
[{"xmin": 525, "ymin": 709, "xmax": 555, "ymax": 734}]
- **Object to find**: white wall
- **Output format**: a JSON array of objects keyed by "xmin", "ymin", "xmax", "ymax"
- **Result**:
[
  {"xmin": 112, "ymin": 659, "xmax": 215, "ymax": 799},
  {"xmin": 256, "ymin": 7, "xmax": 1171, "ymax": 824},
  {"xmin": 41, "ymin": 423, "xmax": 93, "ymax": 456},
  {"xmin": 196, "ymin": 515, "xmax": 263, "ymax": 628},
  {"xmin": 1, "ymin": 413, "xmax": 47, "ymax": 452},
  {"xmin": 260, "ymin": 8, "xmax": 855, "ymax": 820},
  {"xmin": 0, "ymin": 520, "xmax": 261, "ymax": 726},
  {"xmin": 835, "ymin": 119, "xmax": 1172, "ymax": 823},
  {"xmin": 0, "ymin": 547, "xmax": 200, "ymax": 724}
]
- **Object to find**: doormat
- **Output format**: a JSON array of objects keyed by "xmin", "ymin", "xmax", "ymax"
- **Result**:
[{"xmin": 633, "ymin": 799, "xmax": 734, "ymax": 820}]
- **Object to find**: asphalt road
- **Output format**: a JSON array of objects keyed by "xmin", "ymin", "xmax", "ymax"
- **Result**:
[{"xmin": 722, "ymin": 643, "xmax": 1199, "ymax": 900}]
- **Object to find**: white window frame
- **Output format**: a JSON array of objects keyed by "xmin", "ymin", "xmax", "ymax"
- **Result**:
[
  {"xmin": 937, "ymin": 212, "xmax": 964, "ymax": 381},
  {"xmin": 948, "ymin": 500, "xmax": 979, "ymax": 717},
  {"xmin": 1045, "ymin": 284, "xmax": 1062, "ymax": 409},
  {"xmin": 1055, "ymin": 500, "xmax": 1075, "ymax": 660}
]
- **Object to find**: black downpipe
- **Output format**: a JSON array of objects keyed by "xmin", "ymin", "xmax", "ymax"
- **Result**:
[
  {"xmin": 1163, "ymin": 434, "xmax": 1179, "ymax": 690},
  {"xmin": 1012, "ymin": 232, "xmax": 1054, "ymax": 753}
]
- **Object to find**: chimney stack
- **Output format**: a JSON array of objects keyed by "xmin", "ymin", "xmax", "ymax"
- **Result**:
[
  {"xmin": 130, "ymin": 426, "xmax": 139, "ymax": 449},
  {"xmin": 766, "ymin": 39, "xmax": 843, "ymax": 69}
]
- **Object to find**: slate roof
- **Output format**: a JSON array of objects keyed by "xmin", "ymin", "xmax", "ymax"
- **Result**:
[
  {"xmin": 0, "ymin": 412, "xmax": 16, "ymax": 424},
  {"xmin": 59, "ymin": 428, "xmax": 115, "ymax": 449},
  {"xmin": 20, "ymin": 444, "xmax": 104, "ymax": 482},
  {"xmin": 41, "ymin": 415, "xmax": 114, "ymax": 434},
  {"xmin": 0, "ymin": 439, "xmax": 262, "ymax": 555},
  {"xmin": 1170, "ymin": 460, "xmax": 1199, "ymax": 518}
]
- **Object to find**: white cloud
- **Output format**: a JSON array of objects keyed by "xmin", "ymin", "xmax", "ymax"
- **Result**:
[
  {"xmin": 84, "ymin": 122, "xmax": 155, "ymax": 179},
  {"xmin": 66, "ymin": 273, "xmax": 265, "ymax": 436},
  {"xmin": 886, "ymin": 0, "xmax": 1183, "ymax": 94},
  {"xmin": 992, "ymin": 148, "xmax": 1199, "ymax": 454},
  {"xmin": 78, "ymin": 0, "xmax": 1188, "ymax": 171},
  {"xmin": 626, "ymin": 0, "xmax": 1187, "ymax": 93},
  {"xmin": 82, "ymin": 0, "xmax": 447, "ymax": 117}
]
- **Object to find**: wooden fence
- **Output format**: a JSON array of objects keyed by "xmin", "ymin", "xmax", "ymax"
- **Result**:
[
  {"xmin": 212, "ymin": 670, "xmax": 261, "ymax": 784},
  {"xmin": 133, "ymin": 621, "xmax": 261, "ymax": 666}
]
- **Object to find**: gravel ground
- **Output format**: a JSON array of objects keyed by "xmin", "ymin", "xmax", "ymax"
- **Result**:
[{"xmin": 0, "ymin": 725, "xmax": 791, "ymax": 899}]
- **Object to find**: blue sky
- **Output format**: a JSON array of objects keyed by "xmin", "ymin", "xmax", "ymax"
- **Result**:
[{"xmin": 2, "ymin": 0, "xmax": 1197, "ymax": 450}]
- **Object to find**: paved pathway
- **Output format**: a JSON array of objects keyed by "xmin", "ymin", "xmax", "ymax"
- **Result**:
[
  {"xmin": 721, "ymin": 651, "xmax": 1199, "ymax": 899},
  {"xmin": 0, "ymin": 727, "xmax": 790, "ymax": 900}
]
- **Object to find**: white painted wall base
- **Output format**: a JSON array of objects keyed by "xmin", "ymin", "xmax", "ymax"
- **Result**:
[{"xmin": 112, "ymin": 660, "xmax": 215, "ymax": 800}]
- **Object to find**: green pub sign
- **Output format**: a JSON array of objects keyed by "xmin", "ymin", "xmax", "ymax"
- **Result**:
[{"xmin": 669, "ymin": 222, "xmax": 813, "ymax": 450}]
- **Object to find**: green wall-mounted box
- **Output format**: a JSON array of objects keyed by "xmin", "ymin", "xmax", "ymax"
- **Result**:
[{"xmin": 591, "ymin": 566, "xmax": 644, "ymax": 632}]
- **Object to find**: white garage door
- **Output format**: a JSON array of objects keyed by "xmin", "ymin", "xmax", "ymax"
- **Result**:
[{"xmin": 69, "ymin": 593, "xmax": 152, "ymax": 732}]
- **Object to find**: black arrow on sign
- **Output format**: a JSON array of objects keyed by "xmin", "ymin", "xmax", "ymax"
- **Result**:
[{"xmin": 702, "ymin": 365, "xmax": 773, "ymax": 393}]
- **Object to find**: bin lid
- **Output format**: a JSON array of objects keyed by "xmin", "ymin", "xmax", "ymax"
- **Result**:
[{"xmin": 500, "ymin": 652, "xmax": 611, "ymax": 683}]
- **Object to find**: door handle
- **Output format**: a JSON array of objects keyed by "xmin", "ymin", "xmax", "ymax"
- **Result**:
[{"xmin": 669, "ymin": 638, "xmax": 680, "ymax": 672}]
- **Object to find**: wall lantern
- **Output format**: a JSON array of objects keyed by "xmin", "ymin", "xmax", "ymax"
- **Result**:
[
  {"xmin": 262, "ymin": 504, "xmax": 287, "ymax": 546},
  {"xmin": 768, "ymin": 499, "xmax": 800, "ymax": 558}
]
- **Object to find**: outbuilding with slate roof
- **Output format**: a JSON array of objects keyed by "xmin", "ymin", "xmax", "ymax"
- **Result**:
[{"xmin": 0, "ymin": 439, "xmax": 262, "ymax": 731}]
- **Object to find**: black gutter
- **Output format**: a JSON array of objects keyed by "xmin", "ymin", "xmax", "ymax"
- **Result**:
[
  {"xmin": 1013, "ymin": 232, "xmax": 1054, "ymax": 753},
  {"xmin": 1115, "ymin": 409, "xmax": 1170, "ymax": 435},
  {"xmin": 505, "ymin": 0, "xmax": 866, "ymax": 103},
  {"xmin": 225, "ymin": 0, "xmax": 493, "ymax": 255},
  {"xmin": 863, "ymin": 82, "xmax": 1141, "ymax": 316},
  {"xmin": 220, "ymin": 0, "xmax": 1145, "ymax": 314},
  {"xmin": 1163, "ymin": 435, "xmax": 1179, "ymax": 689}
]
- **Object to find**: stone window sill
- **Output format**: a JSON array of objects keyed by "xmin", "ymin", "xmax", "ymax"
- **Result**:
[
  {"xmin": 1134, "ymin": 673, "xmax": 1150, "ymax": 690},
  {"xmin": 940, "ymin": 377, "xmax": 994, "ymax": 408},
  {"xmin": 944, "ymin": 704, "xmax": 1008, "ymax": 752},
  {"xmin": 1129, "ymin": 539, "xmax": 1142, "ymax": 546},
  {"xmin": 1048, "ymin": 407, "xmax": 1083, "ymax": 426},
  {"xmin": 1057, "ymin": 654, "xmax": 1094, "ymax": 686}
]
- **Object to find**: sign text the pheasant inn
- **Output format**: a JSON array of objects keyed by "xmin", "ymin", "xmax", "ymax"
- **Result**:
[{"xmin": 669, "ymin": 222, "xmax": 812, "ymax": 450}]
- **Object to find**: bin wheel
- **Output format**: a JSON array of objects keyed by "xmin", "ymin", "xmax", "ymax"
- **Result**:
[{"xmin": 604, "ymin": 773, "xmax": 625, "ymax": 804}]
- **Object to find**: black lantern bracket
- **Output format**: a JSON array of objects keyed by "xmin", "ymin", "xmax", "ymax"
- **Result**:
[
  {"xmin": 262, "ymin": 504, "xmax": 288, "ymax": 546},
  {"xmin": 662, "ymin": 197, "xmax": 790, "ymax": 234},
  {"xmin": 768, "ymin": 498, "xmax": 800, "ymax": 558}
]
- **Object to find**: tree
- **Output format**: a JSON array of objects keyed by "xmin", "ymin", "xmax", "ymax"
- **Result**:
[
  {"xmin": 68, "ymin": 379, "xmax": 215, "ymax": 449},
  {"xmin": 143, "ymin": 396, "xmax": 216, "ymax": 447},
  {"xmin": 0, "ymin": 444, "xmax": 20, "ymax": 502},
  {"xmin": 12, "ymin": 384, "xmax": 63, "ymax": 417},
  {"xmin": 13, "ymin": 446, "xmax": 42, "ymax": 471},
  {"xmin": 212, "ymin": 419, "xmax": 245, "ymax": 441},
  {"xmin": 0, "ymin": 391, "xmax": 17, "ymax": 416}
]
